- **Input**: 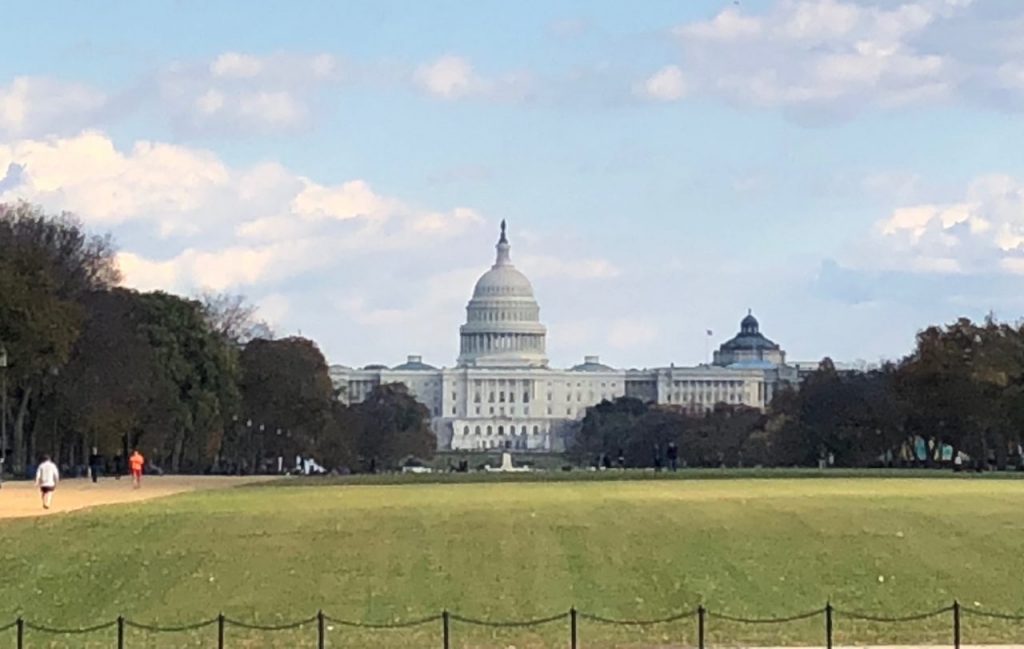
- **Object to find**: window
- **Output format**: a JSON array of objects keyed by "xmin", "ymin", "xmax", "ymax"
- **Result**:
[
  {"xmin": 546, "ymin": 392, "xmax": 552, "ymax": 401},
  {"xmin": 567, "ymin": 408, "xmax": 572, "ymax": 416},
  {"xmin": 523, "ymin": 391, "xmax": 530, "ymax": 403},
  {"xmin": 490, "ymin": 406, "xmax": 495, "ymax": 414},
  {"xmin": 451, "ymin": 407, "xmax": 456, "ymax": 415},
  {"xmin": 475, "ymin": 426, "xmax": 481, "ymax": 435},
  {"xmin": 498, "ymin": 426, "xmax": 504, "ymax": 436},
  {"xmin": 533, "ymin": 426, "xmax": 540, "ymax": 435},
  {"xmin": 489, "ymin": 392, "xmax": 495, "ymax": 403},
  {"xmin": 499, "ymin": 391, "xmax": 506, "ymax": 403},
  {"xmin": 463, "ymin": 426, "xmax": 470, "ymax": 435},
  {"xmin": 474, "ymin": 393, "xmax": 480, "ymax": 403},
  {"xmin": 487, "ymin": 426, "xmax": 493, "ymax": 436},
  {"xmin": 522, "ymin": 425, "xmax": 528, "ymax": 435},
  {"xmin": 451, "ymin": 392, "xmax": 457, "ymax": 401},
  {"xmin": 475, "ymin": 406, "xmax": 481, "ymax": 415}
]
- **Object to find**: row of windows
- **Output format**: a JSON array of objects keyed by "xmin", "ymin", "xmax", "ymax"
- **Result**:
[
  {"xmin": 462, "ymin": 425, "xmax": 543, "ymax": 436},
  {"xmin": 473, "ymin": 391, "xmax": 531, "ymax": 403},
  {"xmin": 468, "ymin": 308, "xmax": 538, "ymax": 322},
  {"xmin": 470, "ymin": 406, "xmax": 531, "ymax": 416}
]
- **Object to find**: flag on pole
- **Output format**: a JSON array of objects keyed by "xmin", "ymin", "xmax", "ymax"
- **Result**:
[{"xmin": 706, "ymin": 329, "xmax": 713, "ymax": 336}]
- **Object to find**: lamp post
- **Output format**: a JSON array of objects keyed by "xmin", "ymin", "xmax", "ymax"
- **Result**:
[{"xmin": 1, "ymin": 342, "xmax": 7, "ymax": 487}]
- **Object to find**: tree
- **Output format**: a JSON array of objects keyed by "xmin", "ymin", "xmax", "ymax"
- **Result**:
[
  {"xmin": 53, "ymin": 289, "xmax": 179, "ymax": 465},
  {"xmin": 131, "ymin": 292, "xmax": 240, "ymax": 472},
  {"xmin": 237, "ymin": 337, "xmax": 334, "ymax": 472},
  {"xmin": 0, "ymin": 202, "xmax": 119, "ymax": 472},
  {"xmin": 349, "ymin": 383, "xmax": 435, "ymax": 470},
  {"xmin": 570, "ymin": 397, "xmax": 647, "ymax": 464},
  {"xmin": 200, "ymin": 292, "xmax": 273, "ymax": 346}
]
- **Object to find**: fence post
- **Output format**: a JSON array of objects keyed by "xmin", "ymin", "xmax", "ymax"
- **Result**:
[
  {"xmin": 16, "ymin": 617, "xmax": 23, "ymax": 649},
  {"xmin": 825, "ymin": 602, "xmax": 833, "ymax": 649},
  {"xmin": 442, "ymin": 610, "xmax": 450, "ymax": 649},
  {"xmin": 698, "ymin": 605, "xmax": 706, "ymax": 649},
  {"xmin": 218, "ymin": 613, "xmax": 225, "ymax": 649},
  {"xmin": 953, "ymin": 600, "xmax": 960, "ymax": 649},
  {"xmin": 117, "ymin": 615, "xmax": 125, "ymax": 649},
  {"xmin": 570, "ymin": 607, "xmax": 577, "ymax": 649},
  {"xmin": 318, "ymin": 610, "xmax": 325, "ymax": 649}
]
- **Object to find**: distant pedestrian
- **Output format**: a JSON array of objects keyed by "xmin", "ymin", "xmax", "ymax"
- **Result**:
[
  {"xmin": 667, "ymin": 442, "xmax": 679, "ymax": 472},
  {"xmin": 129, "ymin": 449, "xmax": 145, "ymax": 489},
  {"xmin": 89, "ymin": 447, "xmax": 103, "ymax": 483},
  {"xmin": 35, "ymin": 454, "xmax": 60, "ymax": 509},
  {"xmin": 653, "ymin": 444, "xmax": 662, "ymax": 472},
  {"xmin": 617, "ymin": 448, "xmax": 625, "ymax": 469}
]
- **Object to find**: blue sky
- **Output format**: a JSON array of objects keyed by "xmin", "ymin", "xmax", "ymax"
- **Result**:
[{"xmin": 2, "ymin": 0, "xmax": 1023, "ymax": 369}]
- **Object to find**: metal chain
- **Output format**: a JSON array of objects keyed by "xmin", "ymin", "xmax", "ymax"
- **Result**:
[
  {"xmin": 578, "ymin": 609, "xmax": 698, "ymax": 625},
  {"xmin": 708, "ymin": 608, "xmax": 824, "ymax": 624},
  {"xmin": 961, "ymin": 608, "xmax": 1024, "ymax": 621},
  {"xmin": 0, "ymin": 619, "xmax": 18, "ymax": 632},
  {"xmin": 324, "ymin": 613, "xmax": 442, "ymax": 629},
  {"xmin": 23, "ymin": 620, "xmax": 119, "ymax": 634},
  {"xmin": 223, "ymin": 615, "xmax": 318, "ymax": 631},
  {"xmin": 449, "ymin": 611, "xmax": 569, "ymax": 628},
  {"xmin": 838, "ymin": 606, "xmax": 954, "ymax": 623},
  {"xmin": 124, "ymin": 617, "xmax": 221, "ymax": 632}
]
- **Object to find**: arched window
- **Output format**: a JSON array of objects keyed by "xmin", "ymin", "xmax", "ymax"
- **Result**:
[
  {"xmin": 475, "ymin": 426, "xmax": 481, "ymax": 436},
  {"xmin": 463, "ymin": 426, "xmax": 470, "ymax": 436},
  {"xmin": 533, "ymin": 426, "xmax": 540, "ymax": 435},
  {"xmin": 498, "ymin": 425, "xmax": 504, "ymax": 436},
  {"xmin": 486, "ymin": 426, "xmax": 493, "ymax": 436},
  {"xmin": 521, "ymin": 426, "xmax": 528, "ymax": 435}
]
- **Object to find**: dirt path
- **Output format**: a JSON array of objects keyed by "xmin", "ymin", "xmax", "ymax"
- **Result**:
[{"xmin": 0, "ymin": 475, "xmax": 273, "ymax": 519}]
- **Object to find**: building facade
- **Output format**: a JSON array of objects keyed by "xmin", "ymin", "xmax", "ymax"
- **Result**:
[{"xmin": 330, "ymin": 222, "xmax": 798, "ymax": 452}]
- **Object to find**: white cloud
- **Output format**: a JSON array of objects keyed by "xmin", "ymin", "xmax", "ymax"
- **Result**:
[
  {"xmin": 413, "ymin": 54, "xmax": 533, "ymax": 102},
  {"xmin": 158, "ymin": 51, "xmax": 340, "ymax": 133},
  {"xmin": 864, "ymin": 174, "xmax": 1024, "ymax": 274},
  {"xmin": 0, "ymin": 77, "xmax": 107, "ymax": 138},
  {"xmin": 651, "ymin": 0, "xmax": 976, "ymax": 115},
  {"xmin": 210, "ymin": 52, "xmax": 264, "ymax": 79},
  {"xmin": 0, "ymin": 130, "xmax": 487, "ymax": 292},
  {"xmin": 639, "ymin": 65, "xmax": 687, "ymax": 101},
  {"xmin": 415, "ymin": 55, "xmax": 476, "ymax": 99}
]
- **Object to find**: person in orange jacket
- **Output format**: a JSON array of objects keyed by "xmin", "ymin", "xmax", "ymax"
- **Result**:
[{"xmin": 129, "ymin": 449, "xmax": 145, "ymax": 489}]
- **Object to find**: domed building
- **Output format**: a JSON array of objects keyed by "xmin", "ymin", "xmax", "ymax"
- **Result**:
[
  {"xmin": 712, "ymin": 310, "xmax": 786, "ymax": 368},
  {"xmin": 330, "ymin": 222, "xmax": 798, "ymax": 454},
  {"xmin": 458, "ymin": 221, "xmax": 548, "ymax": 368}
]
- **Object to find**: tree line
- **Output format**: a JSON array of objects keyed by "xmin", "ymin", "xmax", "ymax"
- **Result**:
[
  {"xmin": 573, "ymin": 318, "xmax": 1024, "ymax": 471},
  {"xmin": 0, "ymin": 203, "xmax": 434, "ymax": 477}
]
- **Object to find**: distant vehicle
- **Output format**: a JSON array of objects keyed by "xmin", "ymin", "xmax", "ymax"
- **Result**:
[{"xmin": 402, "ymin": 466, "xmax": 433, "ymax": 474}]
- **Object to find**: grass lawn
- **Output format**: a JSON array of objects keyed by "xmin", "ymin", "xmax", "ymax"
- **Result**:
[{"xmin": 3, "ymin": 477, "xmax": 1024, "ymax": 647}]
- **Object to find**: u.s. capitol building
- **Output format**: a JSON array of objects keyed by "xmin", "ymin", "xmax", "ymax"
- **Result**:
[{"xmin": 330, "ymin": 222, "xmax": 798, "ymax": 452}]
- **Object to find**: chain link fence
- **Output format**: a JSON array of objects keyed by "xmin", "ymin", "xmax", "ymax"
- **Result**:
[{"xmin": 2, "ymin": 601, "xmax": 1018, "ymax": 648}]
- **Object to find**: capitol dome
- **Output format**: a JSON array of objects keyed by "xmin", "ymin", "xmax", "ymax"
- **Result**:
[{"xmin": 457, "ymin": 221, "xmax": 548, "ymax": 368}]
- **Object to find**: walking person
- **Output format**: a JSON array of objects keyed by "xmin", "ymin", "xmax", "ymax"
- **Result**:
[
  {"xmin": 129, "ymin": 449, "xmax": 145, "ymax": 489},
  {"xmin": 667, "ymin": 442, "xmax": 680, "ymax": 472},
  {"xmin": 88, "ymin": 447, "xmax": 103, "ymax": 483},
  {"xmin": 35, "ymin": 454, "xmax": 60, "ymax": 509}
]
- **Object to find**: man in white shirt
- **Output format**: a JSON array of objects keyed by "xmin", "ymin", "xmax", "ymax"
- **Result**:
[{"xmin": 35, "ymin": 454, "xmax": 59, "ymax": 509}]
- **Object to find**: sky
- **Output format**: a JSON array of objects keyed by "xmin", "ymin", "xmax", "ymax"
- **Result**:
[{"xmin": 2, "ymin": 0, "xmax": 1023, "ymax": 370}]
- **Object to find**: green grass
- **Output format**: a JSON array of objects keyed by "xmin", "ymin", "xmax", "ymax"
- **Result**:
[{"xmin": 4, "ymin": 478, "xmax": 1024, "ymax": 647}]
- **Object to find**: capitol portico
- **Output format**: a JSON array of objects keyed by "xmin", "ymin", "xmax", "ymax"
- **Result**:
[{"xmin": 330, "ymin": 222, "xmax": 798, "ymax": 452}]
